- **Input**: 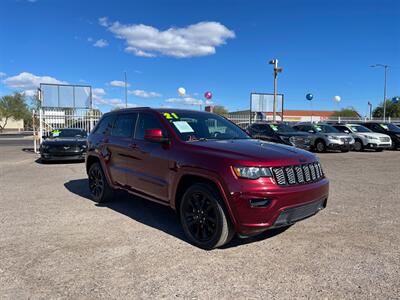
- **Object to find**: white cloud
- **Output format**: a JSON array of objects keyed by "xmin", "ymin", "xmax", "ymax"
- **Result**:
[
  {"xmin": 92, "ymin": 88, "xmax": 106, "ymax": 96},
  {"xmin": 165, "ymin": 97, "xmax": 203, "ymax": 106},
  {"xmin": 93, "ymin": 39, "xmax": 109, "ymax": 48},
  {"xmin": 99, "ymin": 17, "xmax": 110, "ymax": 27},
  {"xmin": 23, "ymin": 89, "xmax": 37, "ymax": 97},
  {"xmin": 0, "ymin": 72, "xmax": 6, "ymax": 77},
  {"xmin": 128, "ymin": 89, "xmax": 161, "ymax": 98},
  {"xmin": 110, "ymin": 80, "xmax": 129, "ymax": 87},
  {"xmin": 92, "ymin": 88, "xmax": 136, "ymax": 109},
  {"xmin": 102, "ymin": 20, "xmax": 235, "ymax": 58},
  {"xmin": 2, "ymin": 72, "xmax": 66, "ymax": 90},
  {"xmin": 87, "ymin": 37, "xmax": 93, "ymax": 42}
]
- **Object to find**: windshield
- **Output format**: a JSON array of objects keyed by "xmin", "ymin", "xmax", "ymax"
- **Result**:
[
  {"xmin": 379, "ymin": 123, "xmax": 400, "ymax": 132},
  {"xmin": 269, "ymin": 123, "xmax": 298, "ymax": 133},
  {"xmin": 160, "ymin": 111, "xmax": 250, "ymax": 142},
  {"xmin": 50, "ymin": 129, "xmax": 87, "ymax": 138},
  {"xmin": 348, "ymin": 125, "xmax": 372, "ymax": 133},
  {"xmin": 313, "ymin": 124, "xmax": 339, "ymax": 133}
]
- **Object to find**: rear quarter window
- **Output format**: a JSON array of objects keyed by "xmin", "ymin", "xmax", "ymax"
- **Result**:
[{"xmin": 93, "ymin": 115, "xmax": 114, "ymax": 135}]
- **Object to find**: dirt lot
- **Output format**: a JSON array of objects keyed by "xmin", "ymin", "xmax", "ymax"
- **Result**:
[{"xmin": 1, "ymin": 143, "xmax": 399, "ymax": 299}]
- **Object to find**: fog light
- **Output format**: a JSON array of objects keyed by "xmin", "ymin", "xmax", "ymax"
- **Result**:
[{"xmin": 249, "ymin": 198, "xmax": 271, "ymax": 208}]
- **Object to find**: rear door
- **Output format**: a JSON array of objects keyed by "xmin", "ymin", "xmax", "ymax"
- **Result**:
[
  {"xmin": 107, "ymin": 113, "xmax": 138, "ymax": 186},
  {"xmin": 127, "ymin": 112, "xmax": 171, "ymax": 202}
]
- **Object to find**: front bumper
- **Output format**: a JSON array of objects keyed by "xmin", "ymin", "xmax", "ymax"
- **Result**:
[
  {"xmin": 227, "ymin": 177, "xmax": 329, "ymax": 235},
  {"xmin": 364, "ymin": 142, "xmax": 391, "ymax": 149},
  {"xmin": 40, "ymin": 151, "xmax": 86, "ymax": 161},
  {"xmin": 327, "ymin": 142, "xmax": 353, "ymax": 150}
]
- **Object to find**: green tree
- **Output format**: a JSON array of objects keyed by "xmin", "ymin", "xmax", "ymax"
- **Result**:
[
  {"xmin": 0, "ymin": 93, "xmax": 30, "ymax": 132},
  {"xmin": 212, "ymin": 105, "xmax": 229, "ymax": 115},
  {"xmin": 372, "ymin": 98, "xmax": 400, "ymax": 118},
  {"xmin": 331, "ymin": 107, "xmax": 360, "ymax": 118}
]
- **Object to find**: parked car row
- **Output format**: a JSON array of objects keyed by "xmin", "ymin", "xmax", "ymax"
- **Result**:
[{"xmin": 245, "ymin": 121, "xmax": 400, "ymax": 152}]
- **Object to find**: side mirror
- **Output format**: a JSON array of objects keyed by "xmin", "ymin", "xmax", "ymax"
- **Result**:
[
  {"xmin": 344, "ymin": 130, "xmax": 350, "ymax": 134},
  {"xmin": 144, "ymin": 128, "xmax": 169, "ymax": 143},
  {"xmin": 308, "ymin": 130, "xmax": 314, "ymax": 133}
]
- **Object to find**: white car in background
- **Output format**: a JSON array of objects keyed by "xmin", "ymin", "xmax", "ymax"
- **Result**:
[{"xmin": 333, "ymin": 124, "xmax": 392, "ymax": 152}]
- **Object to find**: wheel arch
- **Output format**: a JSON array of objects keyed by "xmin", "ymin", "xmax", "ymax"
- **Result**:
[{"xmin": 173, "ymin": 173, "xmax": 237, "ymax": 226}]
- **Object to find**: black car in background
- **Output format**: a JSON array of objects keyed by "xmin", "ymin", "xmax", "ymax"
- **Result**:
[
  {"xmin": 361, "ymin": 122, "xmax": 400, "ymax": 149},
  {"xmin": 40, "ymin": 128, "xmax": 88, "ymax": 162},
  {"xmin": 246, "ymin": 122, "xmax": 313, "ymax": 150}
]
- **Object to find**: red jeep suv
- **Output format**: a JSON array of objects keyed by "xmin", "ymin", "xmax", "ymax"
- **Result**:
[{"xmin": 86, "ymin": 108, "xmax": 329, "ymax": 249}]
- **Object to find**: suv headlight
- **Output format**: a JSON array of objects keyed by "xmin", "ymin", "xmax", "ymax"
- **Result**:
[
  {"xmin": 233, "ymin": 166, "xmax": 272, "ymax": 179},
  {"xmin": 327, "ymin": 135, "xmax": 339, "ymax": 140}
]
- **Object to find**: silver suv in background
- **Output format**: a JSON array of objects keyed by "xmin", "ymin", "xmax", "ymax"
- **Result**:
[
  {"xmin": 293, "ymin": 123, "xmax": 355, "ymax": 153},
  {"xmin": 333, "ymin": 124, "xmax": 392, "ymax": 151}
]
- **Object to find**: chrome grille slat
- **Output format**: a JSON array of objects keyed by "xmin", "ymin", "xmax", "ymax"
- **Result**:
[
  {"xmin": 294, "ymin": 166, "xmax": 304, "ymax": 183},
  {"xmin": 272, "ymin": 168, "xmax": 286, "ymax": 185},
  {"xmin": 303, "ymin": 165, "xmax": 311, "ymax": 182},
  {"xmin": 285, "ymin": 167, "xmax": 296, "ymax": 185},
  {"xmin": 309, "ymin": 164, "xmax": 316, "ymax": 180},
  {"xmin": 273, "ymin": 162, "xmax": 324, "ymax": 186}
]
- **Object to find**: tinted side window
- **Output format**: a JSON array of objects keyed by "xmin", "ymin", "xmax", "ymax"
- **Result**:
[
  {"xmin": 135, "ymin": 113, "xmax": 165, "ymax": 140},
  {"xmin": 334, "ymin": 126, "xmax": 347, "ymax": 133},
  {"xmin": 370, "ymin": 124, "xmax": 381, "ymax": 132},
  {"xmin": 93, "ymin": 115, "xmax": 114, "ymax": 135},
  {"xmin": 111, "ymin": 113, "xmax": 137, "ymax": 138}
]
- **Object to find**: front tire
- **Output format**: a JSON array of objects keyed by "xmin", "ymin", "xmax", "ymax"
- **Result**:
[
  {"xmin": 179, "ymin": 183, "xmax": 234, "ymax": 250},
  {"xmin": 353, "ymin": 140, "xmax": 364, "ymax": 151},
  {"xmin": 315, "ymin": 140, "xmax": 326, "ymax": 153},
  {"xmin": 88, "ymin": 162, "xmax": 114, "ymax": 203}
]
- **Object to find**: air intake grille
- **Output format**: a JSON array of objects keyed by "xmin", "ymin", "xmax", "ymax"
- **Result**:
[{"xmin": 272, "ymin": 162, "xmax": 324, "ymax": 186}]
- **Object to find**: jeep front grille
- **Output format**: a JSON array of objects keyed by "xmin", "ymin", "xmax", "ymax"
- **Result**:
[{"xmin": 272, "ymin": 162, "xmax": 324, "ymax": 186}]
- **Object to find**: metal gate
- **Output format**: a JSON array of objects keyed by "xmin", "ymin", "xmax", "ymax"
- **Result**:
[{"xmin": 33, "ymin": 108, "xmax": 102, "ymax": 153}]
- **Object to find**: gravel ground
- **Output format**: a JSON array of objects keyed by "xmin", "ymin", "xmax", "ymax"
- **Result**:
[{"xmin": 0, "ymin": 144, "xmax": 399, "ymax": 299}]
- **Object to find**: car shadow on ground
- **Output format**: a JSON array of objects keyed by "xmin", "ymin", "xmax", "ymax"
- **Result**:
[
  {"xmin": 64, "ymin": 178, "xmax": 289, "ymax": 249},
  {"xmin": 34, "ymin": 158, "xmax": 85, "ymax": 165}
]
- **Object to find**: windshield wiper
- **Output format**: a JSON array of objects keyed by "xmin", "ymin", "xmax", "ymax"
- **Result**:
[{"xmin": 187, "ymin": 137, "xmax": 210, "ymax": 142}]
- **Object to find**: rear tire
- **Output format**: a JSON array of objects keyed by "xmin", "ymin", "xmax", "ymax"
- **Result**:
[
  {"xmin": 88, "ymin": 162, "xmax": 114, "ymax": 203},
  {"xmin": 179, "ymin": 183, "xmax": 234, "ymax": 250}
]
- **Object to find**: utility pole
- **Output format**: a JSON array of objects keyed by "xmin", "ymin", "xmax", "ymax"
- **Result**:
[
  {"xmin": 368, "ymin": 101, "xmax": 372, "ymax": 120},
  {"xmin": 124, "ymin": 71, "xmax": 128, "ymax": 108},
  {"xmin": 269, "ymin": 59, "xmax": 282, "ymax": 122},
  {"xmin": 370, "ymin": 64, "xmax": 389, "ymax": 122}
]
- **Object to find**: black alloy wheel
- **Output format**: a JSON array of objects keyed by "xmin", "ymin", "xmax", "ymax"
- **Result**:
[
  {"xmin": 180, "ymin": 183, "xmax": 234, "ymax": 250},
  {"xmin": 88, "ymin": 162, "xmax": 113, "ymax": 203}
]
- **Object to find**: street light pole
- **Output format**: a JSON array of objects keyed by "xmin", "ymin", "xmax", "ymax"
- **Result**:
[
  {"xmin": 124, "ymin": 71, "xmax": 128, "ymax": 108},
  {"xmin": 370, "ymin": 64, "xmax": 389, "ymax": 122},
  {"xmin": 269, "ymin": 59, "xmax": 282, "ymax": 122}
]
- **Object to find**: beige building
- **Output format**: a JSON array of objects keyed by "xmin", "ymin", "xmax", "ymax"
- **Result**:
[{"xmin": 0, "ymin": 117, "xmax": 24, "ymax": 131}]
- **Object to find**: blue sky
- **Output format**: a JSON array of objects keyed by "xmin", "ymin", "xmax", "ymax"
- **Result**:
[{"xmin": 0, "ymin": 0, "xmax": 399, "ymax": 115}]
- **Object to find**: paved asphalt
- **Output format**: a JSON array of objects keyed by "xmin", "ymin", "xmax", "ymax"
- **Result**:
[{"xmin": 0, "ymin": 143, "xmax": 399, "ymax": 299}]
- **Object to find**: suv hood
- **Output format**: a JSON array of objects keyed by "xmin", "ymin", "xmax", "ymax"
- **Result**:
[
  {"xmin": 277, "ymin": 132, "xmax": 312, "ymax": 138},
  {"xmin": 316, "ymin": 132, "xmax": 350, "ymax": 139},
  {"xmin": 189, "ymin": 139, "xmax": 316, "ymax": 166},
  {"xmin": 355, "ymin": 132, "xmax": 389, "ymax": 139}
]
